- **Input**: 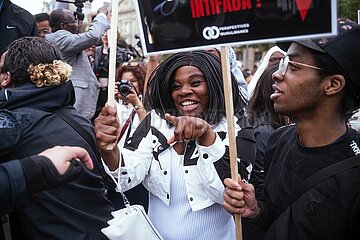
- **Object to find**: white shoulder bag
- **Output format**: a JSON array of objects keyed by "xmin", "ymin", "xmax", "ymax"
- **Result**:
[{"xmin": 101, "ymin": 155, "xmax": 163, "ymax": 240}]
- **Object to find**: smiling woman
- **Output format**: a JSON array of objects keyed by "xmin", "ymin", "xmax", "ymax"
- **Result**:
[
  {"xmin": 170, "ymin": 66, "xmax": 209, "ymax": 118},
  {"xmin": 95, "ymin": 50, "xmax": 256, "ymax": 240},
  {"xmin": 145, "ymin": 51, "xmax": 247, "ymax": 125}
]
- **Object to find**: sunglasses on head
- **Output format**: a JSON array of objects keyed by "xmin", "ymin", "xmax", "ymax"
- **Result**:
[{"xmin": 121, "ymin": 62, "xmax": 140, "ymax": 67}]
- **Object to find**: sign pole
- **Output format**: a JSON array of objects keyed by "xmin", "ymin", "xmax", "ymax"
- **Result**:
[
  {"xmin": 107, "ymin": 0, "xmax": 119, "ymax": 108},
  {"xmin": 220, "ymin": 46, "xmax": 242, "ymax": 240},
  {"xmin": 106, "ymin": 0, "xmax": 119, "ymax": 150}
]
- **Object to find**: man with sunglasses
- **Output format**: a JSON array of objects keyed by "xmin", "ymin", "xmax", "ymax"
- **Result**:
[
  {"xmin": 223, "ymin": 18, "xmax": 360, "ymax": 239},
  {"xmin": 45, "ymin": 6, "xmax": 109, "ymax": 120}
]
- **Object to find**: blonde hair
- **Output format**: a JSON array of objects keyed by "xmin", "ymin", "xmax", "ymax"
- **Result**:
[{"xmin": 27, "ymin": 60, "xmax": 72, "ymax": 87}]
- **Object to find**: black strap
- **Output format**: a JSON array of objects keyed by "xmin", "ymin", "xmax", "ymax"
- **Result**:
[
  {"xmin": 1, "ymin": 214, "xmax": 11, "ymax": 240},
  {"xmin": 54, "ymin": 109, "xmax": 116, "ymax": 189},
  {"xmin": 55, "ymin": 110, "xmax": 97, "ymax": 153},
  {"xmin": 118, "ymin": 109, "xmax": 135, "ymax": 142},
  {"xmin": 272, "ymin": 155, "xmax": 360, "ymax": 222},
  {"xmin": 124, "ymin": 110, "xmax": 136, "ymax": 143}
]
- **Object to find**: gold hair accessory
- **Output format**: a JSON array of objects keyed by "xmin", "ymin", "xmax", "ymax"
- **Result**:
[{"xmin": 28, "ymin": 60, "xmax": 72, "ymax": 87}]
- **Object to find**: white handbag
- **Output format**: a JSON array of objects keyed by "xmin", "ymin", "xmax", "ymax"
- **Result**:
[
  {"xmin": 101, "ymin": 199, "xmax": 163, "ymax": 239},
  {"xmin": 101, "ymin": 156, "xmax": 163, "ymax": 240}
]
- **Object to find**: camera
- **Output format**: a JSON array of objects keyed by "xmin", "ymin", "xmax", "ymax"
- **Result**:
[
  {"xmin": 56, "ymin": 0, "xmax": 93, "ymax": 21},
  {"xmin": 117, "ymin": 79, "xmax": 132, "ymax": 97}
]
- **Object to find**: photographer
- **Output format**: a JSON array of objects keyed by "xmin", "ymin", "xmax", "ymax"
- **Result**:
[
  {"xmin": 115, "ymin": 62, "xmax": 147, "ymax": 144},
  {"xmin": 92, "ymin": 30, "xmax": 132, "ymax": 122},
  {"xmin": 0, "ymin": 0, "xmax": 38, "ymax": 56}
]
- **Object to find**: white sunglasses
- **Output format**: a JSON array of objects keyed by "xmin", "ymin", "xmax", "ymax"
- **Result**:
[{"xmin": 278, "ymin": 56, "xmax": 324, "ymax": 76}]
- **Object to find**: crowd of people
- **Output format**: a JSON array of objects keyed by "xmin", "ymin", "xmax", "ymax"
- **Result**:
[{"xmin": 1, "ymin": 0, "xmax": 360, "ymax": 239}]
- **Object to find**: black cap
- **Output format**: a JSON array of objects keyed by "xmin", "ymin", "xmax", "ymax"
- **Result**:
[{"xmin": 277, "ymin": 18, "xmax": 360, "ymax": 97}]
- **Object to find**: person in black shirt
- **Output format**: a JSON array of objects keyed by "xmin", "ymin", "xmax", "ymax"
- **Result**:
[
  {"xmin": 0, "ymin": 0, "xmax": 38, "ymax": 56},
  {"xmin": 0, "ymin": 36, "xmax": 114, "ymax": 239},
  {"xmin": 223, "ymin": 18, "xmax": 360, "ymax": 239},
  {"xmin": 243, "ymin": 63, "xmax": 290, "ymax": 240},
  {"xmin": 92, "ymin": 31, "xmax": 132, "ymax": 122}
]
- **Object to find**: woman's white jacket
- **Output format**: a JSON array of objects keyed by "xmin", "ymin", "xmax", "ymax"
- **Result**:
[{"xmin": 106, "ymin": 110, "xmax": 253, "ymax": 211}]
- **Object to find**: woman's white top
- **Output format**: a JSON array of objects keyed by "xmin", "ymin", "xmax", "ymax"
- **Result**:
[{"xmin": 148, "ymin": 148, "xmax": 235, "ymax": 240}]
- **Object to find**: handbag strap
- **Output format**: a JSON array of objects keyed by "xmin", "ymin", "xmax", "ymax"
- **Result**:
[
  {"xmin": 115, "ymin": 152, "xmax": 132, "ymax": 208},
  {"xmin": 54, "ymin": 109, "xmax": 116, "ymax": 189},
  {"xmin": 118, "ymin": 109, "xmax": 135, "ymax": 142},
  {"xmin": 56, "ymin": 109, "xmax": 134, "ymax": 207},
  {"xmin": 272, "ymin": 154, "xmax": 360, "ymax": 222}
]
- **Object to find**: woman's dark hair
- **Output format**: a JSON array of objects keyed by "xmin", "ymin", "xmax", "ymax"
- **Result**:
[
  {"xmin": 247, "ymin": 63, "xmax": 289, "ymax": 128},
  {"xmin": 312, "ymin": 50, "xmax": 357, "ymax": 119},
  {"xmin": 1, "ymin": 37, "xmax": 63, "ymax": 87},
  {"xmin": 144, "ymin": 50, "xmax": 246, "ymax": 125},
  {"xmin": 116, "ymin": 63, "xmax": 146, "ymax": 95}
]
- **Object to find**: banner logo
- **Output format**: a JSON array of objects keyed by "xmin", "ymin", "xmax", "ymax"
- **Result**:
[{"xmin": 203, "ymin": 26, "xmax": 220, "ymax": 40}]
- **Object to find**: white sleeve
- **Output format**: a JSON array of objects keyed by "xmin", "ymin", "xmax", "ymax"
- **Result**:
[
  {"xmin": 196, "ymin": 133, "xmax": 226, "ymax": 204},
  {"xmin": 117, "ymin": 129, "xmax": 154, "ymax": 192}
]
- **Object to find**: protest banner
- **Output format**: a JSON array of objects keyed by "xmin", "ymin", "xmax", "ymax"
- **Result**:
[{"xmin": 134, "ymin": 0, "xmax": 337, "ymax": 55}]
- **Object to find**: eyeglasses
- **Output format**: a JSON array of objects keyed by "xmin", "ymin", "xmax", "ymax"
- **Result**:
[
  {"xmin": 61, "ymin": 20, "xmax": 77, "ymax": 25},
  {"xmin": 38, "ymin": 28, "xmax": 50, "ymax": 34},
  {"xmin": 278, "ymin": 55, "xmax": 324, "ymax": 76},
  {"xmin": 121, "ymin": 62, "xmax": 140, "ymax": 67}
]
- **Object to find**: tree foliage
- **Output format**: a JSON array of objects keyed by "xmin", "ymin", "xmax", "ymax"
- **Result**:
[{"xmin": 339, "ymin": 0, "xmax": 360, "ymax": 21}]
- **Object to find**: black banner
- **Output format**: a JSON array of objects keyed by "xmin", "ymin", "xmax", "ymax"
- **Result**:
[{"xmin": 134, "ymin": 0, "xmax": 337, "ymax": 55}]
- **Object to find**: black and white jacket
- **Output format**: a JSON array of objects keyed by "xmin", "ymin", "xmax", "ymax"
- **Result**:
[{"xmin": 108, "ymin": 110, "xmax": 255, "ymax": 211}]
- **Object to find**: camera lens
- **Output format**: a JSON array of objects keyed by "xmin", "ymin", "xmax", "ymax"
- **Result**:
[{"xmin": 118, "ymin": 79, "xmax": 132, "ymax": 97}]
